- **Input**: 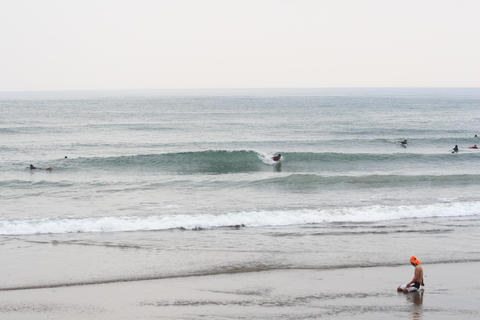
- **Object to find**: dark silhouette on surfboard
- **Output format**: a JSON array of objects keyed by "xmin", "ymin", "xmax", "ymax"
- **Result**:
[
  {"xmin": 397, "ymin": 139, "xmax": 408, "ymax": 148},
  {"xmin": 29, "ymin": 164, "xmax": 53, "ymax": 171}
]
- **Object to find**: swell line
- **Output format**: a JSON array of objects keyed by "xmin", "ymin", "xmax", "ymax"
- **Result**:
[{"xmin": 17, "ymin": 150, "xmax": 480, "ymax": 174}]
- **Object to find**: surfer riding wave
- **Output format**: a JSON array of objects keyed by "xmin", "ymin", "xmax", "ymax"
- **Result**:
[{"xmin": 272, "ymin": 154, "xmax": 282, "ymax": 162}]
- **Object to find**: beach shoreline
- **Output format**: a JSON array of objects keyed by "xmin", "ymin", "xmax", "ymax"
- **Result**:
[{"xmin": 1, "ymin": 261, "xmax": 478, "ymax": 319}]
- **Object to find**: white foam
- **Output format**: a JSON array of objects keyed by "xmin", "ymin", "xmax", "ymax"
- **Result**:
[
  {"xmin": 1, "ymin": 202, "xmax": 479, "ymax": 235},
  {"xmin": 255, "ymin": 151, "xmax": 278, "ymax": 165}
]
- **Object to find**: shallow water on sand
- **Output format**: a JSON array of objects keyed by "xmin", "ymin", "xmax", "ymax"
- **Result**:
[{"xmin": 1, "ymin": 262, "xmax": 479, "ymax": 320}]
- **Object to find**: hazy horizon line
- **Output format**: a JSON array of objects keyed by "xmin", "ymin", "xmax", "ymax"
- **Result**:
[
  {"xmin": 2, "ymin": 86, "xmax": 480, "ymax": 94},
  {"xmin": 2, "ymin": 87, "xmax": 480, "ymax": 100}
]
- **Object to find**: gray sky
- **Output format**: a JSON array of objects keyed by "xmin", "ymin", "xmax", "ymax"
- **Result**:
[{"xmin": 1, "ymin": 0, "xmax": 479, "ymax": 91}]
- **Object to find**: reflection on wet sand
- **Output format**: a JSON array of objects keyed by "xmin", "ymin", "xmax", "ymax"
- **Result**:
[{"xmin": 405, "ymin": 290, "xmax": 424, "ymax": 320}]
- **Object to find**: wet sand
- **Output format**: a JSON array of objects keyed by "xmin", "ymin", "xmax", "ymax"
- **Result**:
[{"xmin": 1, "ymin": 261, "xmax": 479, "ymax": 319}]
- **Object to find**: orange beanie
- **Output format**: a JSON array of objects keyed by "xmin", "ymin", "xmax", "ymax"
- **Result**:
[{"xmin": 410, "ymin": 256, "xmax": 421, "ymax": 265}]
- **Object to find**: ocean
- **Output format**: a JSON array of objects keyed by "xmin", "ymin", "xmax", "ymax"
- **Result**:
[{"xmin": 1, "ymin": 88, "xmax": 480, "ymax": 294}]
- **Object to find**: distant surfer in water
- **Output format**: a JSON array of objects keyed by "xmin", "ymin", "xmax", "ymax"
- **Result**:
[
  {"xmin": 272, "ymin": 154, "xmax": 282, "ymax": 162},
  {"xmin": 29, "ymin": 164, "xmax": 53, "ymax": 171},
  {"xmin": 397, "ymin": 256, "xmax": 424, "ymax": 293},
  {"xmin": 452, "ymin": 145, "xmax": 459, "ymax": 153},
  {"xmin": 396, "ymin": 139, "xmax": 407, "ymax": 148},
  {"xmin": 469, "ymin": 144, "xmax": 478, "ymax": 149}
]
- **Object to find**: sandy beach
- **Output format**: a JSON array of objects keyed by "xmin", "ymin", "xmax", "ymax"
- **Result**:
[{"xmin": 1, "ymin": 261, "xmax": 479, "ymax": 319}]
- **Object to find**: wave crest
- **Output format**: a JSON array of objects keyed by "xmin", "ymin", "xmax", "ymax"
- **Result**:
[
  {"xmin": 1, "ymin": 202, "xmax": 479, "ymax": 235},
  {"xmin": 36, "ymin": 150, "xmax": 480, "ymax": 174}
]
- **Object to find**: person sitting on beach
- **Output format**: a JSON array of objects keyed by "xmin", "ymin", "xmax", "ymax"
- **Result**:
[
  {"xmin": 397, "ymin": 256, "xmax": 424, "ymax": 293},
  {"xmin": 272, "ymin": 154, "xmax": 282, "ymax": 161}
]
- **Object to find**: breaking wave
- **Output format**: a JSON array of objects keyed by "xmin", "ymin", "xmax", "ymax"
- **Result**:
[
  {"xmin": 1, "ymin": 202, "xmax": 479, "ymax": 235},
  {"xmin": 33, "ymin": 150, "xmax": 480, "ymax": 174}
]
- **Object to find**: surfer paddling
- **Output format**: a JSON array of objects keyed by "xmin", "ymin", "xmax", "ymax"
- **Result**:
[
  {"xmin": 29, "ymin": 164, "xmax": 53, "ymax": 171},
  {"xmin": 272, "ymin": 154, "xmax": 282, "ymax": 162},
  {"xmin": 397, "ymin": 256, "xmax": 424, "ymax": 293}
]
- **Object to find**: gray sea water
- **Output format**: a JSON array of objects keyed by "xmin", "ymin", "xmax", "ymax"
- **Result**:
[{"xmin": 1, "ymin": 88, "xmax": 480, "ymax": 290}]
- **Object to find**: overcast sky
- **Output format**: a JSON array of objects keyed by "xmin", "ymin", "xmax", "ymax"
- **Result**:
[{"xmin": 1, "ymin": 0, "xmax": 479, "ymax": 91}]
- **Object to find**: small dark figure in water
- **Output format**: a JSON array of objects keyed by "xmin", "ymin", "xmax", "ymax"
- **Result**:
[
  {"xmin": 272, "ymin": 154, "xmax": 282, "ymax": 162},
  {"xmin": 64, "ymin": 156, "xmax": 68, "ymax": 159},
  {"xmin": 475, "ymin": 134, "xmax": 478, "ymax": 138},
  {"xmin": 29, "ymin": 164, "xmax": 52, "ymax": 171},
  {"xmin": 396, "ymin": 139, "xmax": 407, "ymax": 148},
  {"xmin": 452, "ymin": 145, "xmax": 459, "ymax": 153}
]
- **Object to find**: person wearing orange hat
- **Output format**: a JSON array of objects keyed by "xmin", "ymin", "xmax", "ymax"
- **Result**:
[{"xmin": 397, "ymin": 256, "xmax": 425, "ymax": 293}]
